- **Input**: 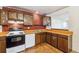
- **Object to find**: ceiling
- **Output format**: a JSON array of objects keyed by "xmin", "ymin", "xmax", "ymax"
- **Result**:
[{"xmin": 18, "ymin": 6, "xmax": 67, "ymax": 15}]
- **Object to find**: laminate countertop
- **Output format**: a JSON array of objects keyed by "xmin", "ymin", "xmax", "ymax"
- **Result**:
[
  {"xmin": 0, "ymin": 32, "xmax": 8, "ymax": 37},
  {"xmin": 0, "ymin": 29, "xmax": 73, "ymax": 37},
  {"xmin": 24, "ymin": 29, "xmax": 73, "ymax": 36}
]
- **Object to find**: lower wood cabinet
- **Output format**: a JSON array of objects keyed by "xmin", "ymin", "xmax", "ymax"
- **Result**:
[
  {"xmin": 58, "ymin": 36, "xmax": 68, "ymax": 53},
  {"xmin": 46, "ymin": 33, "xmax": 72, "ymax": 53},
  {"xmin": 35, "ymin": 33, "xmax": 41, "ymax": 45},
  {"xmin": 35, "ymin": 32, "xmax": 72, "ymax": 53},
  {"xmin": 0, "ymin": 37, "xmax": 6, "ymax": 53},
  {"xmin": 46, "ymin": 33, "xmax": 51, "ymax": 44},
  {"xmin": 35, "ymin": 32, "xmax": 46, "ymax": 45},
  {"xmin": 40, "ymin": 32, "xmax": 46, "ymax": 43},
  {"xmin": 51, "ymin": 34, "xmax": 58, "ymax": 48},
  {"xmin": 57, "ymin": 35, "xmax": 72, "ymax": 53}
]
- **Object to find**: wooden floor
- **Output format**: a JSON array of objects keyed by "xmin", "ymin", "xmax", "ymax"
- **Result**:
[{"xmin": 24, "ymin": 43, "xmax": 63, "ymax": 53}]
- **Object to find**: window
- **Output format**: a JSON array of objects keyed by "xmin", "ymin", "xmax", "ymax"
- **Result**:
[{"xmin": 51, "ymin": 14, "xmax": 69, "ymax": 29}]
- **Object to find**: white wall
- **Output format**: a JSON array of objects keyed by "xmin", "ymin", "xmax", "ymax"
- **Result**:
[
  {"xmin": 68, "ymin": 7, "xmax": 79, "ymax": 52},
  {"xmin": 47, "ymin": 7, "xmax": 79, "ymax": 52}
]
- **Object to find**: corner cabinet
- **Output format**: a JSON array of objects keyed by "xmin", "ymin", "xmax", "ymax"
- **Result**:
[{"xmin": 0, "ymin": 36, "xmax": 6, "ymax": 53}]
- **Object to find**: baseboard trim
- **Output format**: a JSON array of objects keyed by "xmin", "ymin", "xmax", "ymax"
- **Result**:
[{"xmin": 71, "ymin": 50, "xmax": 79, "ymax": 53}]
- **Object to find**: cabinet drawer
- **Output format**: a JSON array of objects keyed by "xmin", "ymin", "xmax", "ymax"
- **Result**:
[{"xmin": 58, "ymin": 34, "xmax": 68, "ymax": 39}]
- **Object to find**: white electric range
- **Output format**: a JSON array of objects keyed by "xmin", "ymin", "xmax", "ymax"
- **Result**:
[{"xmin": 6, "ymin": 30, "xmax": 26, "ymax": 53}]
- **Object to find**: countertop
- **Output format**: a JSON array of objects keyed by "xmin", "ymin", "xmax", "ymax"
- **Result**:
[
  {"xmin": 0, "ymin": 32, "xmax": 8, "ymax": 37},
  {"xmin": 0, "ymin": 29, "xmax": 73, "ymax": 37},
  {"xmin": 24, "ymin": 29, "xmax": 73, "ymax": 36}
]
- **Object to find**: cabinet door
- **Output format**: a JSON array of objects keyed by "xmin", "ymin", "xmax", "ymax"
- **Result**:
[
  {"xmin": 35, "ymin": 33, "xmax": 46, "ymax": 45},
  {"xmin": 35, "ymin": 33, "xmax": 41, "ymax": 45},
  {"xmin": 17, "ymin": 13, "xmax": 24, "ymax": 21},
  {"xmin": 0, "ymin": 10, "xmax": 8, "ymax": 24},
  {"xmin": 8, "ymin": 12, "xmax": 17, "ymax": 20},
  {"xmin": 24, "ymin": 15, "xmax": 33, "ymax": 25},
  {"xmin": 0, "ymin": 37, "xmax": 6, "ymax": 53},
  {"xmin": 58, "ymin": 36, "xmax": 68, "ymax": 53},
  {"xmin": 40, "ymin": 33, "xmax": 46, "ymax": 43},
  {"xmin": 46, "ymin": 33, "xmax": 51, "ymax": 44},
  {"xmin": 51, "ymin": 34, "xmax": 58, "ymax": 48}
]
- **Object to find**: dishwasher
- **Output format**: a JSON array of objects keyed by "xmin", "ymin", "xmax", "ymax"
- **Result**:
[{"xmin": 25, "ymin": 34, "xmax": 35, "ymax": 48}]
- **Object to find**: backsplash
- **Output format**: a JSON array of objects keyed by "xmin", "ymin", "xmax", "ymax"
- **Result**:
[
  {"xmin": 2, "ymin": 24, "xmax": 46, "ymax": 31},
  {"xmin": 23, "ymin": 25, "xmax": 46, "ymax": 30}
]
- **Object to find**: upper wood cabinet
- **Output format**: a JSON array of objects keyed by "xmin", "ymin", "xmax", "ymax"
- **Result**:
[
  {"xmin": 24, "ymin": 15, "xmax": 33, "ymax": 25},
  {"xmin": 17, "ymin": 13, "xmax": 24, "ymax": 21},
  {"xmin": 0, "ymin": 10, "xmax": 8, "ymax": 24},
  {"xmin": 8, "ymin": 11, "xmax": 17, "ymax": 20},
  {"xmin": 43, "ymin": 16, "xmax": 51, "ymax": 26},
  {"xmin": 1, "ymin": 7, "xmax": 51, "ymax": 26}
]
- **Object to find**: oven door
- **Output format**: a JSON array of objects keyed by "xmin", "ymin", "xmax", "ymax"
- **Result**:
[{"xmin": 6, "ymin": 35, "xmax": 25, "ymax": 48}]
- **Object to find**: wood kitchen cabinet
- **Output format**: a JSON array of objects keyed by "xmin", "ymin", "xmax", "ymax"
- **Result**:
[
  {"xmin": 58, "ymin": 35, "xmax": 72, "ymax": 53},
  {"xmin": 8, "ymin": 11, "xmax": 17, "ymax": 20},
  {"xmin": 46, "ymin": 32, "xmax": 51, "ymax": 44},
  {"xmin": 0, "ymin": 10, "xmax": 7, "ymax": 24},
  {"xmin": 17, "ymin": 12, "xmax": 24, "ymax": 21},
  {"xmin": 46, "ymin": 32, "xmax": 72, "ymax": 53},
  {"xmin": 24, "ymin": 15, "xmax": 33, "ymax": 25},
  {"xmin": 40, "ymin": 32, "xmax": 46, "ymax": 43},
  {"xmin": 35, "ymin": 33, "xmax": 41, "ymax": 45},
  {"xmin": 0, "ymin": 37, "xmax": 6, "ymax": 53},
  {"xmin": 35, "ymin": 32, "xmax": 46, "ymax": 45},
  {"xmin": 51, "ymin": 34, "xmax": 58, "ymax": 48},
  {"xmin": 46, "ymin": 33, "xmax": 58, "ymax": 48}
]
